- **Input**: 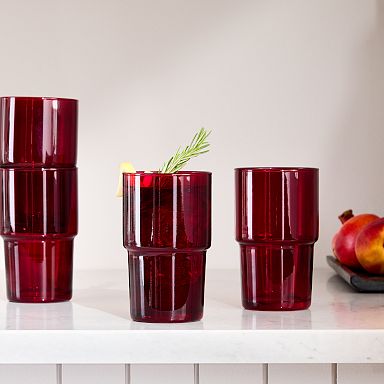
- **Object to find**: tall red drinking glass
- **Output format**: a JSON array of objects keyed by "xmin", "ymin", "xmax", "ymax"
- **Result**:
[
  {"xmin": 235, "ymin": 167, "xmax": 319, "ymax": 311},
  {"xmin": 123, "ymin": 171, "xmax": 211, "ymax": 322},
  {"xmin": 0, "ymin": 97, "xmax": 78, "ymax": 303}
]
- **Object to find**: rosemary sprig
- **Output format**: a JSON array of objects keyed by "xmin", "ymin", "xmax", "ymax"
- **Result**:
[{"xmin": 159, "ymin": 128, "xmax": 211, "ymax": 173}]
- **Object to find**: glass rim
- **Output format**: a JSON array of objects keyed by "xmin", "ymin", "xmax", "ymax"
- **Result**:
[
  {"xmin": 0, "ymin": 167, "xmax": 77, "ymax": 172},
  {"xmin": 235, "ymin": 167, "xmax": 318, "ymax": 172},
  {"xmin": 0, "ymin": 96, "xmax": 78, "ymax": 102},
  {"xmin": 123, "ymin": 170, "xmax": 212, "ymax": 176}
]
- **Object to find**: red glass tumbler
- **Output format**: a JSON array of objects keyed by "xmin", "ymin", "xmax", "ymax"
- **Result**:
[
  {"xmin": 123, "ymin": 171, "xmax": 211, "ymax": 322},
  {"xmin": 235, "ymin": 167, "xmax": 319, "ymax": 311},
  {"xmin": 0, "ymin": 168, "xmax": 78, "ymax": 302},
  {"xmin": 0, "ymin": 97, "xmax": 77, "ymax": 167}
]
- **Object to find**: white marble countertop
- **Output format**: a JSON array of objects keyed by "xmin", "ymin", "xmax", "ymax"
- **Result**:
[{"xmin": 0, "ymin": 268, "xmax": 383, "ymax": 364}]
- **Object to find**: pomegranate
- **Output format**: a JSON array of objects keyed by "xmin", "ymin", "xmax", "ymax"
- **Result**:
[{"xmin": 332, "ymin": 210, "xmax": 379, "ymax": 269}]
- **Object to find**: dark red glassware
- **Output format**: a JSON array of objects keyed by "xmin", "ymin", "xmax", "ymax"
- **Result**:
[
  {"xmin": 123, "ymin": 171, "xmax": 211, "ymax": 322},
  {"xmin": 0, "ymin": 168, "xmax": 78, "ymax": 302},
  {"xmin": 235, "ymin": 167, "xmax": 319, "ymax": 311},
  {"xmin": 0, "ymin": 96, "xmax": 78, "ymax": 303},
  {"xmin": 0, "ymin": 97, "xmax": 77, "ymax": 167}
]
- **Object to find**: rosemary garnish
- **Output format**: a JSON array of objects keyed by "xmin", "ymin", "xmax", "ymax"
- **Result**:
[{"xmin": 159, "ymin": 128, "xmax": 211, "ymax": 173}]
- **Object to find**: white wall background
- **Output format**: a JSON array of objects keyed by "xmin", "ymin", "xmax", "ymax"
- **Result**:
[{"xmin": 0, "ymin": 0, "xmax": 383, "ymax": 271}]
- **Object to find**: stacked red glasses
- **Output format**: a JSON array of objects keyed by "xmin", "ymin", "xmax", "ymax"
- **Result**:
[{"xmin": 0, "ymin": 97, "xmax": 78, "ymax": 302}]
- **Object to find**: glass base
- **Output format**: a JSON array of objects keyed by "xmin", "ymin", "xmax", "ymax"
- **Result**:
[
  {"xmin": 240, "ymin": 243, "xmax": 314, "ymax": 311},
  {"xmin": 242, "ymin": 299, "xmax": 311, "ymax": 311},
  {"xmin": 4, "ymin": 236, "xmax": 73, "ymax": 303},
  {"xmin": 128, "ymin": 251, "xmax": 206, "ymax": 323}
]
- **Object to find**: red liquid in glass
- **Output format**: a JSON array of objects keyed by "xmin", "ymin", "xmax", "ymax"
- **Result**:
[
  {"xmin": 123, "ymin": 172, "xmax": 211, "ymax": 322},
  {"xmin": 0, "ymin": 168, "xmax": 77, "ymax": 302},
  {"xmin": 235, "ymin": 168, "xmax": 319, "ymax": 311}
]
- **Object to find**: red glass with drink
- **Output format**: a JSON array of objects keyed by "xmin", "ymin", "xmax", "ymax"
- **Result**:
[{"xmin": 123, "ymin": 171, "xmax": 211, "ymax": 322}]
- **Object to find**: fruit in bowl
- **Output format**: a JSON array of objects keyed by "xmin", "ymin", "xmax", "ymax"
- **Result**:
[
  {"xmin": 332, "ymin": 210, "xmax": 379, "ymax": 269},
  {"xmin": 355, "ymin": 218, "xmax": 384, "ymax": 275}
]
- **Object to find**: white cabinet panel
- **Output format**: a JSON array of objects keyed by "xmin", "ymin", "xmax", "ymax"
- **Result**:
[
  {"xmin": 269, "ymin": 364, "xmax": 331, "ymax": 384},
  {"xmin": 63, "ymin": 364, "xmax": 125, "ymax": 384},
  {"xmin": 338, "ymin": 364, "xmax": 384, "ymax": 384},
  {"xmin": 0, "ymin": 364, "xmax": 56, "ymax": 384},
  {"xmin": 131, "ymin": 364, "xmax": 193, "ymax": 384},
  {"xmin": 200, "ymin": 364, "xmax": 263, "ymax": 384}
]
